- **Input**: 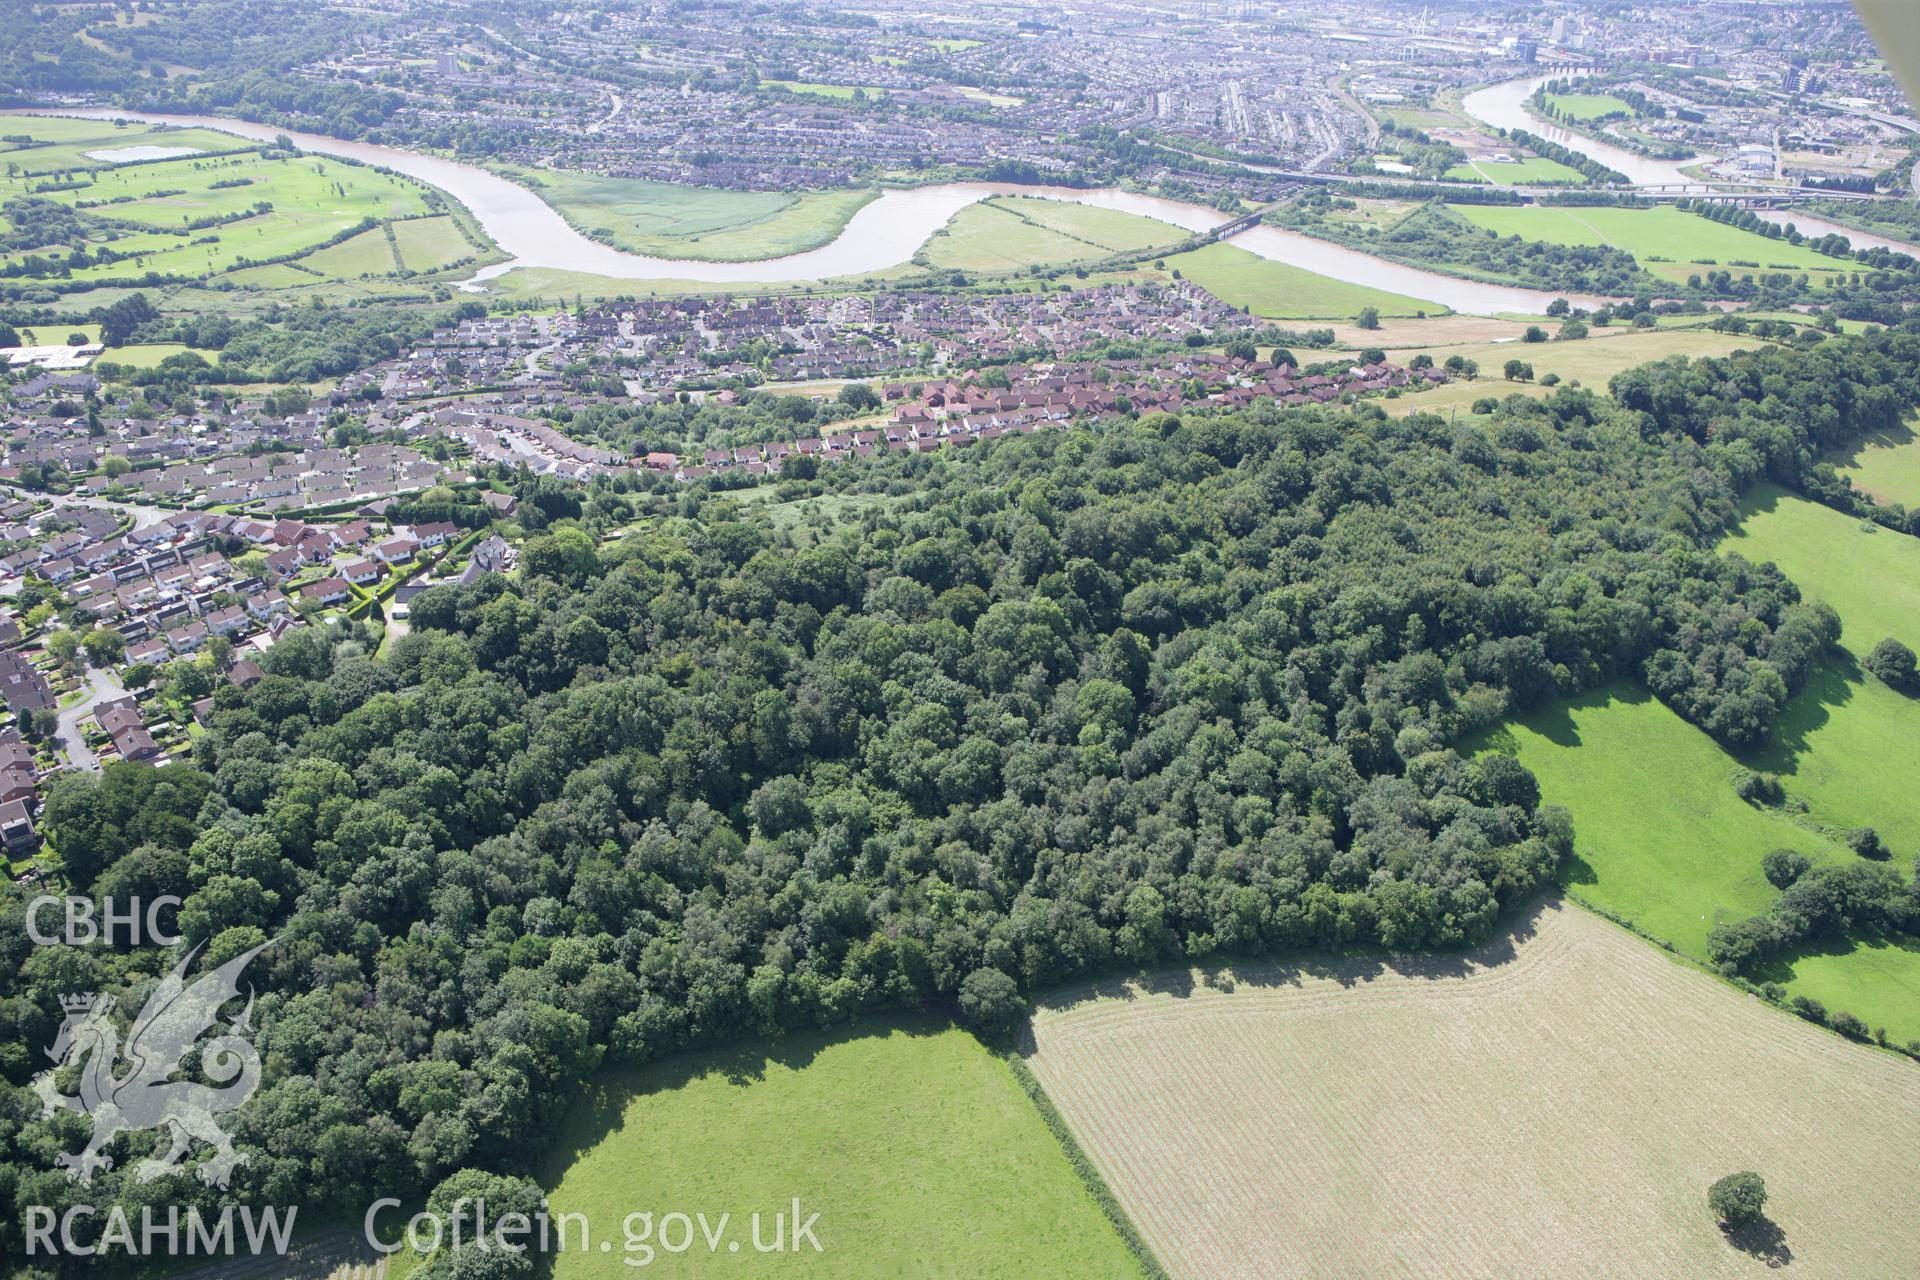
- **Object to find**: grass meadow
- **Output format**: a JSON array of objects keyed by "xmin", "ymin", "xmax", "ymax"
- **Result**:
[
  {"xmin": 1481, "ymin": 485, "xmax": 1920, "ymax": 1041},
  {"xmin": 1483, "ymin": 685, "xmax": 1844, "ymax": 956},
  {"xmin": 390, "ymin": 214, "xmax": 478, "ymax": 273},
  {"xmin": 1542, "ymin": 91, "xmax": 1637, "ymax": 122},
  {"xmin": 1443, "ymin": 157, "xmax": 1588, "ymax": 186},
  {"xmin": 1824, "ymin": 418, "xmax": 1920, "ymax": 507},
  {"xmin": 1162, "ymin": 241, "xmax": 1430, "ymax": 320},
  {"xmin": 494, "ymin": 165, "xmax": 878, "ymax": 262},
  {"xmin": 1028, "ymin": 899, "xmax": 1920, "ymax": 1279},
  {"xmin": 1449, "ymin": 205, "xmax": 1854, "ymax": 285},
  {"xmin": 537, "ymin": 1017, "xmax": 1143, "ymax": 1278},
  {"xmin": 1723, "ymin": 483, "xmax": 1920, "ymax": 670},
  {"xmin": 920, "ymin": 197, "xmax": 1184, "ymax": 271},
  {"xmin": 299, "ymin": 224, "xmax": 401, "ymax": 277},
  {"xmin": 1722, "ymin": 483, "xmax": 1920, "ymax": 855},
  {"xmin": 762, "ymin": 80, "xmax": 888, "ymax": 100}
]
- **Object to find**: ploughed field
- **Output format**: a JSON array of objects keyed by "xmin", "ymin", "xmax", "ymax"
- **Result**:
[{"xmin": 1026, "ymin": 899, "xmax": 1920, "ymax": 1280}]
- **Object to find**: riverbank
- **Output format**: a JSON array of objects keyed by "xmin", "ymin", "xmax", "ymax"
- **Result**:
[
  {"xmin": 1460, "ymin": 76, "xmax": 1712, "ymax": 190},
  {"xmin": 3, "ymin": 106, "xmax": 1602, "ymax": 314},
  {"xmin": 486, "ymin": 164, "xmax": 885, "ymax": 263}
]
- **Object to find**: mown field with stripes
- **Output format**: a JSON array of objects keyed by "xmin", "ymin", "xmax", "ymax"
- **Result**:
[{"xmin": 1026, "ymin": 900, "xmax": 1920, "ymax": 1280}]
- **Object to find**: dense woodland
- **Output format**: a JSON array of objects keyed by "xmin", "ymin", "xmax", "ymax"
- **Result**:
[
  {"xmin": 0, "ymin": 1, "xmax": 385, "ymax": 117},
  {"xmin": 5, "ymin": 331, "xmax": 1920, "ymax": 1260}
]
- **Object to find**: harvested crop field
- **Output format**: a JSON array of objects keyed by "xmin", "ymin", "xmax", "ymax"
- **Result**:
[{"xmin": 1025, "ymin": 899, "xmax": 1920, "ymax": 1280}]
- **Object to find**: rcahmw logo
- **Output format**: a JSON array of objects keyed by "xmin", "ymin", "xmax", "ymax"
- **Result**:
[
  {"xmin": 33, "ymin": 938, "xmax": 270, "ymax": 1187},
  {"xmin": 24, "ymin": 1204, "xmax": 297, "ymax": 1260},
  {"xmin": 26, "ymin": 894, "xmax": 181, "ymax": 947}
]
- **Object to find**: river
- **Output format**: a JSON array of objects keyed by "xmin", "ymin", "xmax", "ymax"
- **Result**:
[
  {"xmin": 7, "ymin": 107, "xmax": 1607, "ymax": 316},
  {"xmin": 1460, "ymin": 76, "xmax": 1708, "ymax": 190},
  {"xmin": 1753, "ymin": 209, "xmax": 1920, "ymax": 257},
  {"xmin": 1454, "ymin": 84, "xmax": 1920, "ymax": 259}
]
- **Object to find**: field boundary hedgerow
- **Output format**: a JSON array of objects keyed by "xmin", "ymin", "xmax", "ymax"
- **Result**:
[{"xmin": 1005, "ymin": 1054, "xmax": 1172, "ymax": 1280}]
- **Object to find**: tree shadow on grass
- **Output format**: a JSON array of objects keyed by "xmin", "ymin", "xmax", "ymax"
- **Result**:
[
  {"xmin": 1038, "ymin": 893, "xmax": 1552, "ymax": 1016},
  {"xmin": 1750, "ymin": 926, "xmax": 1920, "ymax": 994},
  {"xmin": 1818, "ymin": 419, "xmax": 1915, "ymax": 485},
  {"xmin": 1723, "ymin": 1215, "xmax": 1793, "ymax": 1269},
  {"xmin": 1734, "ymin": 652, "xmax": 1863, "ymax": 777},
  {"xmin": 538, "ymin": 1012, "xmax": 957, "ymax": 1179}
]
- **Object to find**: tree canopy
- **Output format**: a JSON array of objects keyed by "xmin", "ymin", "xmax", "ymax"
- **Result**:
[{"xmin": 6, "ymin": 332, "xmax": 1920, "ymax": 1237}]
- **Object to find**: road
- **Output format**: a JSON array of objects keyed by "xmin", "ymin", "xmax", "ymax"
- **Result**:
[
  {"xmin": 588, "ymin": 90, "xmax": 623, "ymax": 134},
  {"xmin": 1330, "ymin": 75, "xmax": 1379, "ymax": 148},
  {"xmin": 525, "ymin": 336, "xmax": 562, "ymax": 375},
  {"xmin": 53, "ymin": 494, "xmax": 176, "ymax": 532},
  {"xmin": 55, "ymin": 665, "xmax": 121, "ymax": 773},
  {"xmin": 0, "ymin": 483, "xmax": 176, "ymax": 532}
]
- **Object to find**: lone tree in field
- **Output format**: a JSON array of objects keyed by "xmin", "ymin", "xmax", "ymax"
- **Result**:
[
  {"xmin": 1707, "ymin": 1171, "xmax": 1768, "ymax": 1229},
  {"xmin": 1865, "ymin": 638, "xmax": 1916, "ymax": 692}
]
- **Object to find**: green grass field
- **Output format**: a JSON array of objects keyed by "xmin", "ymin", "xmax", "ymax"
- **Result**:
[
  {"xmin": 538, "ymin": 1018, "xmax": 1142, "ymax": 1277},
  {"xmin": 762, "ymin": 80, "xmax": 887, "ymax": 100},
  {"xmin": 1724, "ymin": 483, "xmax": 1920, "ymax": 667},
  {"xmin": 1482, "ymin": 685, "xmax": 1843, "ymax": 957},
  {"xmin": 1380, "ymin": 107, "xmax": 1469, "ymax": 132},
  {"xmin": 1825, "ymin": 420, "xmax": 1920, "ymax": 507},
  {"xmin": 0, "ymin": 119, "xmax": 434, "ymax": 292},
  {"xmin": 920, "ymin": 197, "xmax": 1184, "ymax": 271},
  {"xmin": 494, "ymin": 166, "xmax": 877, "ymax": 262},
  {"xmin": 1163, "ymin": 241, "xmax": 1429, "ymax": 320},
  {"xmin": 1450, "ymin": 204, "xmax": 1853, "ymax": 284},
  {"xmin": 1483, "ymin": 483, "xmax": 1920, "ymax": 1041},
  {"xmin": 1484, "ymin": 682, "xmax": 1920, "ymax": 1042},
  {"xmin": 1770, "ymin": 935, "xmax": 1920, "ymax": 1045},
  {"xmin": 389, "ymin": 214, "xmax": 477, "ymax": 273},
  {"xmin": 1543, "ymin": 91, "xmax": 1636, "ymax": 122},
  {"xmin": 299, "ymin": 224, "xmax": 401, "ymax": 277},
  {"xmin": 1721, "ymin": 483, "xmax": 1920, "ymax": 853},
  {"xmin": 1443, "ymin": 157, "xmax": 1588, "ymax": 186},
  {"xmin": 1, "ymin": 115, "xmax": 165, "ymax": 147}
]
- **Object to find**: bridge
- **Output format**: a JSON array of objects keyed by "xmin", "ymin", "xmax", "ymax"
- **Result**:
[
  {"xmin": 1166, "ymin": 147, "xmax": 1891, "ymax": 207},
  {"xmin": 1633, "ymin": 185, "xmax": 1885, "ymax": 207},
  {"xmin": 1205, "ymin": 208, "xmax": 1271, "ymax": 238}
]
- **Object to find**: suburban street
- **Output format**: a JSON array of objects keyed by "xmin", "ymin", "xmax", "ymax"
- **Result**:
[
  {"xmin": 54, "ymin": 665, "xmax": 122, "ymax": 773},
  {"xmin": 0, "ymin": 482, "xmax": 176, "ymax": 532},
  {"xmin": 49, "ymin": 493, "xmax": 176, "ymax": 531}
]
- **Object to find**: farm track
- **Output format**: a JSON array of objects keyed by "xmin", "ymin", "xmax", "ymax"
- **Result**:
[{"xmin": 1026, "ymin": 898, "xmax": 1920, "ymax": 1279}]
